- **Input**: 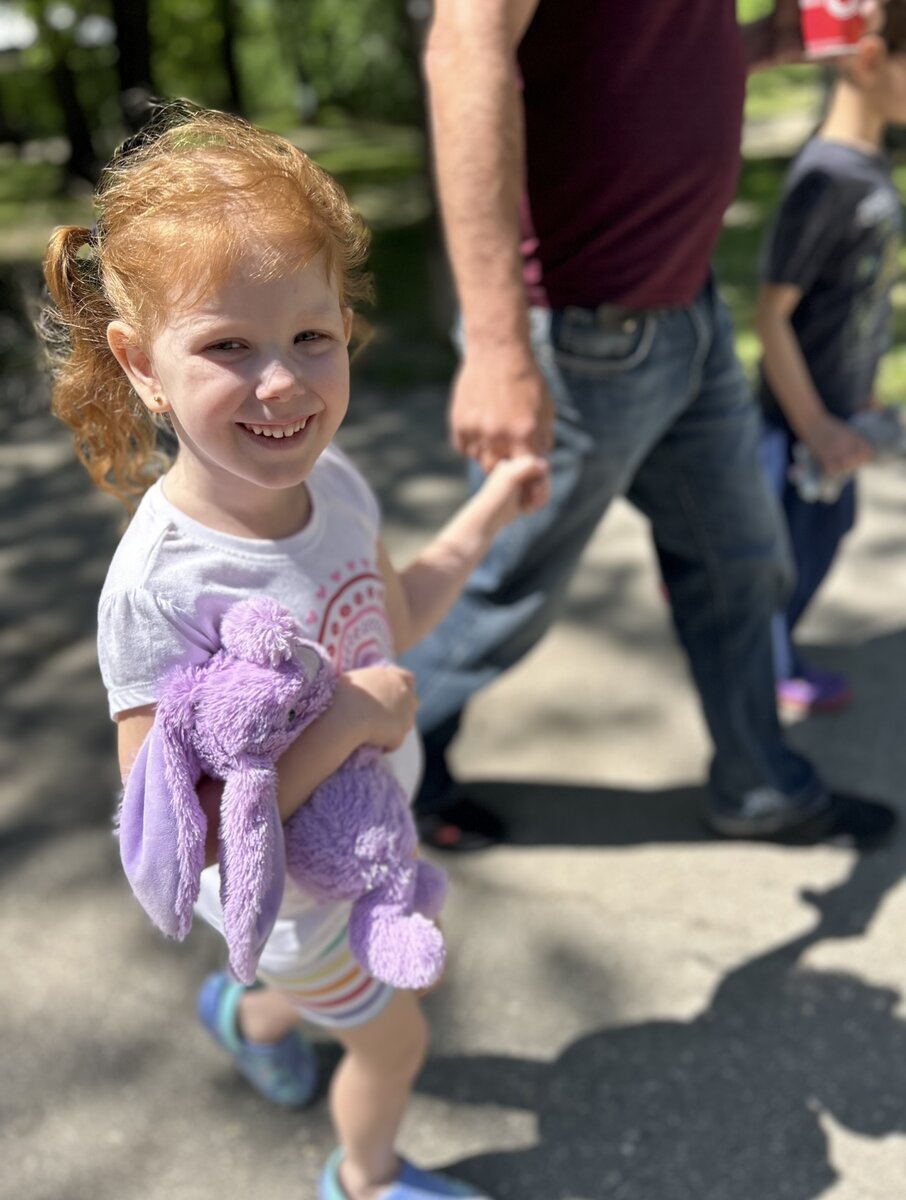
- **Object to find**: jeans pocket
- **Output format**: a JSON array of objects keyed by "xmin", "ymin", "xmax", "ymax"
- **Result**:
[{"xmin": 552, "ymin": 308, "xmax": 657, "ymax": 377}]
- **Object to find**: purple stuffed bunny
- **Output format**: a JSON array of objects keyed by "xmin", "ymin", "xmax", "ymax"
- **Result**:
[{"xmin": 118, "ymin": 596, "xmax": 447, "ymax": 991}]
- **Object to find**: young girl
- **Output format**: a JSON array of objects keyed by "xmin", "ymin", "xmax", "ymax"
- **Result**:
[{"xmin": 42, "ymin": 104, "xmax": 548, "ymax": 1200}]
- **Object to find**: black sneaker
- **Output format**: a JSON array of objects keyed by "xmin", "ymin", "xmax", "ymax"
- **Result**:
[
  {"xmin": 706, "ymin": 788, "xmax": 897, "ymax": 850},
  {"xmin": 785, "ymin": 792, "xmax": 898, "ymax": 850},
  {"xmin": 416, "ymin": 797, "xmax": 507, "ymax": 852}
]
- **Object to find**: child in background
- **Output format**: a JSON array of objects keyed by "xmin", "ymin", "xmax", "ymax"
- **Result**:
[
  {"xmin": 756, "ymin": 2, "xmax": 906, "ymax": 715},
  {"xmin": 42, "ymin": 104, "xmax": 548, "ymax": 1200}
]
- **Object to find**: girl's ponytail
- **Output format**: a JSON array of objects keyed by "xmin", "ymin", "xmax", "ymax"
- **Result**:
[{"xmin": 41, "ymin": 226, "xmax": 167, "ymax": 511}]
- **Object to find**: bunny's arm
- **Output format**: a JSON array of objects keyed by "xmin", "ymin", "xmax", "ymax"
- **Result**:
[
  {"xmin": 118, "ymin": 665, "xmax": 418, "ymax": 836},
  {"xmin": 118, "ymin": 703, "xmax": 364, "ymax": 855}
]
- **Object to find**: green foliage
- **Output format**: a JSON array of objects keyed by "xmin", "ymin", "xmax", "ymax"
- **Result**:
[
  {"xmin": 2, "ymin": 1, "xmax": 905, "ymax": 401},
  {"xmin": 148, "ymin": 0, "xmax": 419, "ymax": 122},
  {"xmin": 269, "ymin": 0, "xmax": 420, "ymax": 121},
  {"xmin": 737, "ymin": 0, "xmax": 773, "ymax": 19},
  {"xmin": 0, "ymin": 0, "xmax": 420, "ymax": 151},
  {"xmin": 0, "ymin": 2, "xmax": 119, "ymax": 143}
]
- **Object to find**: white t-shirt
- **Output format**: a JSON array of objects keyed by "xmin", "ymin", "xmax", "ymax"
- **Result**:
[{"xmin": 98, "ymin": 443, "xmax": 421, "ymax": 955}]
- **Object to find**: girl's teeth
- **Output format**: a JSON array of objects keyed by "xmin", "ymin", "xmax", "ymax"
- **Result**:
[{"xmin": 246, "ymin": 418, "xmax": 308, "ymax": 438}]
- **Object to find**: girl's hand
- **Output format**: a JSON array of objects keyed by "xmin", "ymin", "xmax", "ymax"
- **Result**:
[
  {"xmin": 805, "ymin": 414, "xmax": 874, "ymax": 477},
  {"xmin": 479, "ymin": 453, "xmax": 551, "ymax": 533},
  {"xmin": 339, "ymin": 664, "xmax": 419, "ymax": 751}
]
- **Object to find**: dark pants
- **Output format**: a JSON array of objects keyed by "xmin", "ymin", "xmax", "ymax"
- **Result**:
[
  {"xmin": 402, "ymin": 281, "xmax": 826, "ymax": 822},
  {"xmin": 760, "ymin": 422, "xmax": 857, "ymax": 680}
]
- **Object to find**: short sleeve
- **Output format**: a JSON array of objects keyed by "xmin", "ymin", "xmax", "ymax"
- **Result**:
[
  {"xmin": 760, "ymin": 169, "xmax": 844, "ymax": 294},
  {"xmin": 98, "ymin": 587, "xmax": 218, "ymax": 719},
  {"xmin": 324, "ymin": 442, "xmax": 381, "ymax": 534}
]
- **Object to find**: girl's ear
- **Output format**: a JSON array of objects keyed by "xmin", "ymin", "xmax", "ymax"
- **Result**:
[
  {"xmin": 342, "ymin": 307, "xmax": 354, "ymax": 346},
  {"xmin": 107, "ymin": 321, "xmax": 170, "ymax": 414}
]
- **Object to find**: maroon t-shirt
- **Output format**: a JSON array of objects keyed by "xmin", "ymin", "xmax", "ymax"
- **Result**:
[{"xmin": 517, "ymin": 0, "xmax": 746, "ymax": 310}]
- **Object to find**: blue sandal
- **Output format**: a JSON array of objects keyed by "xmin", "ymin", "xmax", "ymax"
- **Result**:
[
  {"xmin": 319, "ymin": 1148, "xmax": 492, "ymax": 1199},
  {"xmin": 196, "ymin": 971, "xmax": 317, "ymax": 1108}
]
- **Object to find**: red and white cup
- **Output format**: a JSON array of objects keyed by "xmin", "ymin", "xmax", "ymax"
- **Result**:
[{"xmin": 799, "ymin": 0, "xmax": 865, "ymax": 58}]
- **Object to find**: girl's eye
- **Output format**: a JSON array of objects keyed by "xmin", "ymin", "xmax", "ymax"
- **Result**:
[
  {"xmin": 209, "ymin": 340, "xmax": 245, "ymax": 352},
  {"xmin": 295, "ymin": 331, "xmax": 327, "ymax": 344}
]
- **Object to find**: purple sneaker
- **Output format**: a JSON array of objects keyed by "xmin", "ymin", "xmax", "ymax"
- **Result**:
[
  {"xmin": 777, "ymin": 664, "xmax": 853, "ymax": 715},
  {"xmin": 197, "ymin": 971, "xmax": 317, "ymax": 1108}
]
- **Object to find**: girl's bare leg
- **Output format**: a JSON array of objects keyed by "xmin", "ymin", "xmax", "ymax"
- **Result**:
[
  {"xmin": 237, "ymin": 985, "xmax": 304, "ymax": 1043},
  {"xmin": 330, "ymin": 990, "xmax": 428, "ymax": 1200}
]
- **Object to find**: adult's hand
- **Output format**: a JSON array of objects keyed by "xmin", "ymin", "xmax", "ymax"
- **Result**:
[{"xmin": 450, "ymin": 345, "xmax": 555, "ymax": 473}]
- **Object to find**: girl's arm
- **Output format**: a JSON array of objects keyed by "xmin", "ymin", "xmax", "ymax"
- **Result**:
[
  {"xmin": 114, "ymin": 454, "xmax": 546, "ymax": 832},
  {"xmin": 756, "ymin": 281, "xmax": 873, "ymax": 476},
  {"xmin": 117, "ymin": 706, "xmax": 226, "ymax": 864},
  {"xmin": 116, "ymin": 661, "xmax": 418, "ymax": 835},
  {"xmin": 379, "ymin": 453, "xmax": 549, "ymax": 654}
]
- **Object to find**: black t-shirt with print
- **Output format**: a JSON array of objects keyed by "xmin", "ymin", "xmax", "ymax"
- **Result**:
[{"xmin": 758, "ymin": 138, "xmax": 901, "ymax": 423}]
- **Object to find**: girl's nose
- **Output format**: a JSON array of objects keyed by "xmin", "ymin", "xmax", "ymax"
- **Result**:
[{"xmin": 256, "ymin": 358, "xmax": 302, "ymax": 402}]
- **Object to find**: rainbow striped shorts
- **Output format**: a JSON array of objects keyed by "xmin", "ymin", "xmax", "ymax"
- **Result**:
[{"xmin": 195, "ymin": 867, "xmax": 393, "ymax": 1029}]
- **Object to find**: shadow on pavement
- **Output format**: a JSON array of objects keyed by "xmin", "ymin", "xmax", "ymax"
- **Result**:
[
  {"xmin": 419, "ymin": 846, "xmax": 906, "ymax": 1200},
  {"xmin": 451, "ymin": 780, "xmax": 712, "ymax": 847},
  {"xmin": 4, "ymin": 337, "xmax": 905, "ymax": 1199}
]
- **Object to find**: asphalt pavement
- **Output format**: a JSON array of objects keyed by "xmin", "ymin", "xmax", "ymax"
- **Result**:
[{"xmin": 3, "ymin": 376, "xmax": 906, "ymax": 1200}]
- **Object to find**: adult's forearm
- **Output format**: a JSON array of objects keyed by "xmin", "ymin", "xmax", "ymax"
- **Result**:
[{"xmin": 424, "ymin": 11, "xmax": 532, "ymax": 351}]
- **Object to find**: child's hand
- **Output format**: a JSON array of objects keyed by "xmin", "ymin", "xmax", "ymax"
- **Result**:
[
  {"xmin": 340, "ymin": 664, "xmax": 419, "ymax": 752},
  {"xmin": 480, "ymin": 453, "xmax": 551, "ymax": 532},
  {"xmin": 805, "ymin": 414, "xmax": 874, "ymax": 477}
]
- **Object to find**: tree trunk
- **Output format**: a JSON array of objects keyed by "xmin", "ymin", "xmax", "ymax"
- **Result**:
[
  {"xmin": 110, "ymin": 0, "xmax": 156, "ymax": 131},
  {"xmin": 32, "ymin": 11, "xmax": 98, "ymax": 185},
  {"xmin": 402, "ymin": 0, "xmax": 455, "ymax": 337},
  {"xmin": 217, "ymin": 0, "xmax": 244, "ymax": 114},
  {"xmin": 273, "ymin": 0, "xmax": 319, "ymax": 121},
  {"xmin": 52, "ymin": 59, "xmax": 98, "ymax": 183}
]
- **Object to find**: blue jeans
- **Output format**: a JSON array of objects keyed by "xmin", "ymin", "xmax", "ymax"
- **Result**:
[
  {"xmin": 402, "ymin": 281, "xmax": 825, "ymax": 820},
  {"xmin": 760, "ymin": 422, "xmax": 857, "ymax": 681}
]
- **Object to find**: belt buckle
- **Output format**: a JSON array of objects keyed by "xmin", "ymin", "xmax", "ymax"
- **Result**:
[{"xmin": 596, "ymin": 305, "xmax": 639, "ymax": 334}]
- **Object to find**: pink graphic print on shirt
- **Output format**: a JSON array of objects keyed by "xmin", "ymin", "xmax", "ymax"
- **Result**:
[{"xmin": 315, "ymin": 556, "xmax": 393, "ymax": 669}]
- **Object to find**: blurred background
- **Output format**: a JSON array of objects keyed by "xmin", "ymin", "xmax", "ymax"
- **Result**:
[
  {"xmin": 3, "ymin": 6, "xmax": 906, "ymax": 1199},
  {"xmin": 1, "ymin": 0, "xmax": 905, "ymax": 421}
]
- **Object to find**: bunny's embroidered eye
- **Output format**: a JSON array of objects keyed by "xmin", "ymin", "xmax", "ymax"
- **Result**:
[{"xmin": 287, "ymin": 708, "xmax": 297, "ymax": 723}]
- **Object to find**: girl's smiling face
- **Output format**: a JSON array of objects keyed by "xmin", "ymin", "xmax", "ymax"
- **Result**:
[{"xmin": 109, "ymin": 250, "xmax": 352, "ymax": 534}]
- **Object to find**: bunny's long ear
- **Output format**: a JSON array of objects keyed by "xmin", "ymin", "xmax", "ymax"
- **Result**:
[
  {"xmin": 117, "ymin": 711, "xmax": 206, "ymax": 941},
  {"xmin": 218, "ymin": 756, "xmax": 286, "ymax": 985}
]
